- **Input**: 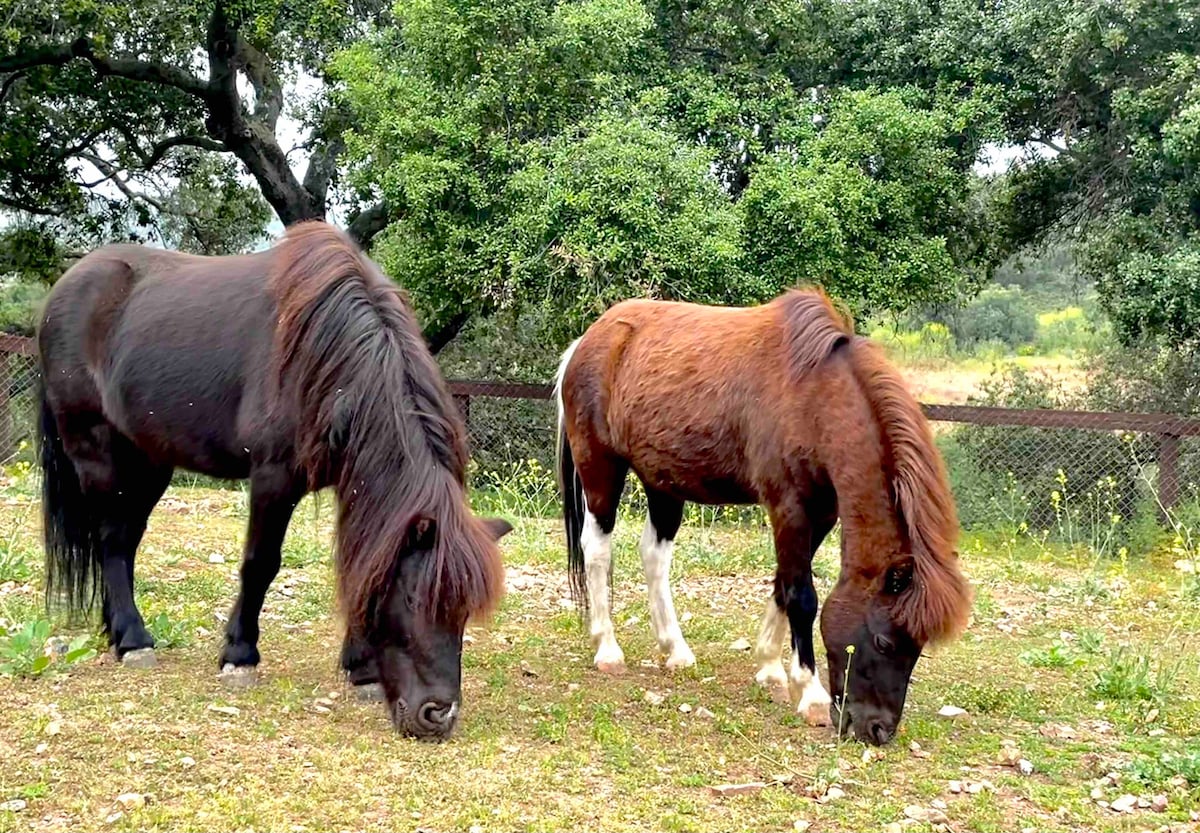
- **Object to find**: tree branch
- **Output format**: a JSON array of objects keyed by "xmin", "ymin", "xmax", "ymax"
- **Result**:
[
  {"xmin": 0, "ymin": 193, "xmax": 67, "ymax": 216},
  {"xmin": 77, "ymin": 151, "xmax": 167, "ymax": 213},
  {"xmin": 70, "ymin": 38, "xmax": 212, "ymax": 99},
  {"xmin": 346, "ymin": 200, "xmax": 393, "ymax": 246},
  {"xmin": 424, "ymin": 309, "xmax": 472, "ymax": 355},
  {"xmin": 301, "ymin": 131, "xmax": 345, "ymax": 208},
  {"xmin": 0, "ymin": 43, "xmax": 73, "ymax": 73},
  {"xmin": 142, "ymin": 134, "xmax": 226, "ymax": 168}
]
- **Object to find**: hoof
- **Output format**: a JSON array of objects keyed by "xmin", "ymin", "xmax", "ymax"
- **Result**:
[
  {"xmin": 595, "ymin": 657, "xmax": 626, "ymax": 675},
  {"xmin": 351, "ymin": 682, "xmax": 385, "ymax": 702},
  {"xmin": 219, "ymin": 663, "xmax": 260, "ymax": 689},
  {"xmin": 801, "ymin": 702, "xmax": 833, "ymax": 727},
  {"xmin": 121, "ymin": 648, "xmax": 157, "ymax": 669},
  {"xmin": 664, "ymin": 646, "xmax": 696, "ymax": 671}
]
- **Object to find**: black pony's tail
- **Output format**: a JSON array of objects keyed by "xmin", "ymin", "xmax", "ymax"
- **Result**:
[
  {"xmin": 38, "ymin": 383, "xmax": 101, "ymax": 621},
  {"xmin": 555, "ymin": 339, "xmax": 588, "ymax": 617}
]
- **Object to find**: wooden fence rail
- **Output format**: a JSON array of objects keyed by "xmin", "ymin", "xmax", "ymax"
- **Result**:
[{"xmin": 2, "ymin": 335, "xmax": 1195, "ymax": 511}]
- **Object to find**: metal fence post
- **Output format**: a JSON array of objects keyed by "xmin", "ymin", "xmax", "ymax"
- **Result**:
[{"xmin": 1158, "ymin": 433, "xmax": 1181, "ymax": 519}]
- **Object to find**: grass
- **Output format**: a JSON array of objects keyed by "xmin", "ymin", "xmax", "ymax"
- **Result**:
[{"xmin": 0, "ymin": 485, "xmax": 1198, "ymax": 832}]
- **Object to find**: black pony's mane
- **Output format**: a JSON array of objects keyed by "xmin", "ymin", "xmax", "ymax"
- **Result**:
[{"xmin": 268, "ymin": 221, "xmax": 502, "ymax": 625}]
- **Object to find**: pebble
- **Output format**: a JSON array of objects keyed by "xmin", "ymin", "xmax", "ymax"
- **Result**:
[
  {"xmin": 114, "ymin": 793, "xmax": 146, "ymax": 810},
  {"xmin": 710, "ymin": 782, "xmax": 766, "ymax": 797},
  {"xmin": 1110, "ymin": 794, "xmax": 1138, "ymax": 814},
  {"xmin": 937, "ymin": 705, "xmax": 968, "ymax": 719},
  {"xmin": 694, "ymin": 706, "xmax": 715, "ymax": 719},
  {"xmin": 0, "ymin": 800, "xmax": 27, "ymax": 812},
  {"xmin": 948, "ymin": 781, "xmax": 962, "ymax": 794},
  {"xmin": 642, "ymin": 690, "xmax": 665, "ymax": 706},
  {"xmin": 678, "ymin": 703, "xmax": 692, "ymax": 713},
  {"xmin": 206, "ymin": 704, "xmax": 241, "ymax": 717},
  {"xmin": 1152, "ymin": 795, "xmax": 1169, "ymax": 813},
  {"xmin": 728, "ymin": 638, "xmax": 751, "ymax": 651}
]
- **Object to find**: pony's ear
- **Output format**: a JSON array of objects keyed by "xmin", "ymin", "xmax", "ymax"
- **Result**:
[
  {"xmin": 409, "ymin": 516, "xmax": 437, "ymax": 550},
  {"xmin": 480, "ymin": 517, "xmax": 514, "ymax": 541},
  {"xmin": 884, "ymin": 557, "xmax": 915, "ymax": 596}
]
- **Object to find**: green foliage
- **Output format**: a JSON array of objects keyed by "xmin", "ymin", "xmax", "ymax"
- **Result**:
[
  {"xmin": 740, "ymin": 90, "xmax": 974, "ymax": 315},
  {"xmin": 1126, "ymin": 751, "xmax": 1200, "ymax": 797},
  {"xmin": 1019, "ymin": 639, "xmax": 1086, "ymax": 670},
  {"xmin": 336, "ymin": 0, "xmax": 1001, "ymax": 343},
  {"xmin": 1091, "ymin": 647, "xmax": 1178, "ymax": 706},
  {"xmin": 0, "ymin": 621, "xmax": 96, "ymax": 678},
  {"xmin": 0, "ymin": 279, "xmax": 49, "ymax": 336},
  {"xmin": 144, "ymin": 611, "xmax": 194, "ymax": 650},
  {"xmin": 943, "ymin": 284, "xmax": 1037, "ymax": 349}
]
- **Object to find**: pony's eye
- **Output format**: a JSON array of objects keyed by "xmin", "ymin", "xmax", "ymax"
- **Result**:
[{"xmin": 873, "ymin": 633, "xmax": 895, "ymax": 654}]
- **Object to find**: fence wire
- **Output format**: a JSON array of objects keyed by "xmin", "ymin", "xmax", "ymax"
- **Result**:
[{"xmin": 2, "ymin": 349, "xmax": 1196, "ymax": 540}]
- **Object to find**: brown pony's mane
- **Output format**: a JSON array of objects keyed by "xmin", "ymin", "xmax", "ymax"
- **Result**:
[
  {"xmin": 268, "ymin": 221, "xmax": 503, "ymax": 626},
  {"xmin": 780, "ymin": 288, "xmax": 971, "ymax": 645}
]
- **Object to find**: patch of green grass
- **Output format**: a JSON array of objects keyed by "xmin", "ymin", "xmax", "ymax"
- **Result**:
[
  {"xmin": 0, "ymin": 485, "xmax": 1196, "ymax": 832},
  {"xmin": 1091, "ymin": 647, "xmax": 1178, "ymax": 705}
]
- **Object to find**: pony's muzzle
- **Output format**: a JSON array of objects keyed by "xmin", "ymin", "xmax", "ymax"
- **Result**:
[{"xmin": 392, "ymin": 698, "xmax": 459, "ymax": 741}]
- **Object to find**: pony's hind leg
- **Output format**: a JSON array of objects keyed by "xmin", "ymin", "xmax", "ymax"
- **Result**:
[
  {"xmin": 220, "ymin": 465, "xmax": 305, "ymax": 681},
  {"xmin": 63, "ymin": 421, "xmax": 170, "ymax": 663},
  {"xmin": 640, "ymin": 488, "xmax": 694, "ymax": 670},
  {"xmin": 577, "ymin": 458, "xmax": 628, "ymax": 674}
]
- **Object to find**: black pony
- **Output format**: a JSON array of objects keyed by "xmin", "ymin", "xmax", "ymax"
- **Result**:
[{"xmin": 37, "ymin": 221, "xmax": 510, "ymax": 739}]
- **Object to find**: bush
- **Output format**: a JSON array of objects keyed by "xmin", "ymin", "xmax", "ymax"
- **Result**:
[{"xmin": 945, "ymin": 284, "xmax": 1037, "ymax": 350}]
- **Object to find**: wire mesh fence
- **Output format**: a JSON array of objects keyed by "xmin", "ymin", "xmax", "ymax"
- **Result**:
[{"xmin": 3, "ymin": 338, "xmax": 1198, "ymax": 542}]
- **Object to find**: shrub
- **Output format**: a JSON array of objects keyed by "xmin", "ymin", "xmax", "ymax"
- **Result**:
[{"xmin": 945, "ymin": 284, "xmax": 1037, "ymax": 350}]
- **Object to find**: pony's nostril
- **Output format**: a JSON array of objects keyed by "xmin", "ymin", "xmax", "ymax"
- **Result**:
[
  {"xmin": 417, "ymin": 700, "xmax": 457, "ymax": 732},
  {"xmin": 868, "ymin": 720, "xmax": 894, "ymax": 746}
]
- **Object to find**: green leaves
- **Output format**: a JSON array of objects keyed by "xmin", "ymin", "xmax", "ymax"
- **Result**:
[{"xmin": 0, "ymin": 620, "xmax": 95, "ymax": 678}]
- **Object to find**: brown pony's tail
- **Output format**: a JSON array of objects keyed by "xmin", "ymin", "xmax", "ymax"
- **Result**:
[{"xmin": 555, "ymin": 338, "xmax": 589, "ymax": 616}]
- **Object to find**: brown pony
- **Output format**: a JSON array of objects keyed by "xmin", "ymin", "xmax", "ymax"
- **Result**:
[
  {"xmin": 37, "ymin": 221, "xmax": 510, "ymax": 739},
  {"xmin": 556, "ymin": 288, "xmax": 971, "ymax": 745}
]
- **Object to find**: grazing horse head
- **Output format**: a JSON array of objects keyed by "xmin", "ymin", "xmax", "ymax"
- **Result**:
[
  {"xmin": 269, "ymin": 222, "xmax": 510, "ymax": 739},
  {"xmin": 785, "ymin": 296, "xmax": 972, "ymax": 744}
]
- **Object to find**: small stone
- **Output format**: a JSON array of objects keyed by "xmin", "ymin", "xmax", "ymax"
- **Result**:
[
  {"xmin": 208, "ymin": 553, "xmax": 226, "ymax": 564},
  {"xmin": 566, "ymin": 683, "xmax": 580, "ymax": 693},
  {"xmin": 180, "ymin": 757, "xmax": 196, "ymax": 769},
  {"xmin": 904, "ymin": 806, "xmax": 930, "ymax": 822},
  {"xmin": 793, "ymin": 821, "xmax": 811, "ymax": 833},
  {"xmin": 35, "ymin": 743, "xmax": 48, "ymax": 754},
  {"xmin": 314, "ymin": 697, "xmax": 335, "ymax": 708},
  {"xmin": 44, "ymin": 721, "xmax": 61, "ymax": 736},
  {"xmin": 931, "ymin": 798, "xmax": 947, "ymax": 811},
  {"xmin": 115, "ymin": 793, "xmax": 146, "ymax": 810},
  {"xmin": 909, "ymin": 740, "xmax": 930, "ymax": 759},
  {"xmin": 642, "ymin": 690, "xmax": 665, "ymax": 706},
  {"xmin": 312, "ymin": 705, "xmax": 331, "ymax": 714},
  {"xmin": 1144, "ymin": 708, "xmax": 1159, "ymax": 723},
  {"xmin": 519, "ymin": 660, "xmax": 538, "ymax": 677},
  {"xmin": 121, "ymin": 648, "xmax": 157, "ymax": 669},
  {"xmin": 728, "ymin": 638, "xmax": 752, "ymax": 652},
  {"xmin": 694, "ymin": 706, "xmax": 715, "ymax": 719},
  {"xmin": 1018, "ymin": 759, "xmax": 1034, "ymax": 776},
  {"xmin": 710, "ymin": 782, "xmax": 767, "ymax": 797},
  {"xmin": 1110, "ymin": 794, "xmax": 1138, "ymax": 814},
  {"xmin": 104, "ymin": 811, "xmax": 124, "ymax": 824},
  {"xmin": 966, "ymin": 782, "xmax": 986, "ymax": 795},
  {"xmin": 1091, "ymin": 787, "xmax": 1104, "ymax": 800},
  {"xmin": 884, "ymin": 824, "xmax": 903, "ymax": 833},
  {"xmin": 469, "ymin": 826, "xmax": 483, "ymax": 833},
  {"xmin": 1137, "ymin": 797, "xmax": 1151, "ymax": 809},
  {"xmin": 678, "ymin": 703, "xmax": 692, "ymax": 713},
  {"xmin": 937, "ymin": 705, "xmax": 968, "ymax": 719},
  {"xmin": 206, "ymin": 704, "xmax": 241, "ymax": 717},
  {"xmin": 1149, "ymin": 728, "xmax": 1166, "ymax": 737},
  {"xmin": 1151, "ymin": 795, "xmax": 1168, "ymax": 813},
  {"xmin": 0, "ymin": 800, "xmax": 27, "ymax": 812},
  {"xmin": 1039, "ymin": 723, "xmax": 1077, "ymax": 740},
  {"xmin": 948, "ymin": 781, "xmax": 962, "ymax": 794},
  {"xmin": 823, "ymin": 786, "xmax": 846, "ymax": 802}
]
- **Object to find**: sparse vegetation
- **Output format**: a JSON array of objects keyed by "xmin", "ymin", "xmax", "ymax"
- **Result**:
[{"xmin": 0, "ymin": 479, "xmax": 1195, "ymax": 832}]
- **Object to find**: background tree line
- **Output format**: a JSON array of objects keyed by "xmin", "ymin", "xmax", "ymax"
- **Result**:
[{"xmin": 1, "ymin": 0, "xmax": 1198, "ymax": 394}]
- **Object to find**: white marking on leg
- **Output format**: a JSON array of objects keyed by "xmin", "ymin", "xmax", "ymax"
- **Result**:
[
  {"xmin": 581, "ymin": 508, "xmax": 624, "ymax": 672},
  {"xmin": 790, "ymin": 651, "xmax": 832, "ymax": 726},
  {"xmin": 640, "ymin": 516, "xmax": 694, "ymax": 669},
  {"xmin": 753, "ymin": 598, "xmax": 789, "ymax": 690}
]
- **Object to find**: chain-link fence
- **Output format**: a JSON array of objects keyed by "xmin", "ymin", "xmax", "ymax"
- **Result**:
[{"xmin": 3, "ymin": 338, "xmax": 1197, "ymax": 542}]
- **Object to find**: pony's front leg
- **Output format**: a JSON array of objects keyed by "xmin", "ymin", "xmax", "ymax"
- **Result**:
[
  {"xmin": 220, "ymin": 467, "xmax": 304, "ymax": 683},
  {"xmin": 771, "ymin": 509, "xmax": 835, "ymax": 727},
  {"xmin": 753, "ymin": 598, "xmax": 789, "ymax": 695},
  {"xmin": 340, "ymin": 625, "xmax": 384, "ymax": 701}
]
